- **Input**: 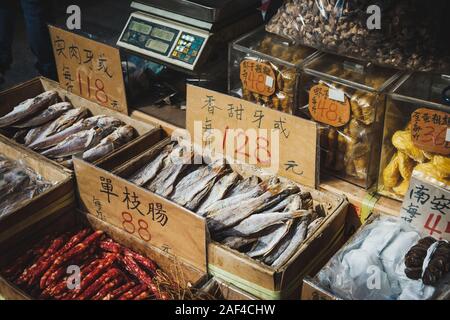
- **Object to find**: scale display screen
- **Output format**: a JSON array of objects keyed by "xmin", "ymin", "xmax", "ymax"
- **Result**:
[
  {"xmin": 145, "ymin": 39, "xmax": 170, "ymax": 54},
  {"xmin": 151, "ymin": 28, "xmax": 175, "ymax": 42},
  {"xmin": 129, "ymin": 21, "xmax": 152, "ymax": 35}
]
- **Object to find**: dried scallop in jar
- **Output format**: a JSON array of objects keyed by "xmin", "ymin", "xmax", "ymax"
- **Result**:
[
  {"xmin": 324, "ymin": 128, "xmax": 338, "ymax": 168},
  {"xmin": 392, "ymin": 130, "xmax": 427, "ymax": 163},
  {"xmin": 398, "ymin": 151, "xmax": 416, "ymax": 180},
  {"xmin": 383, "ymin": 152, "xmax": 401, "ymax": 189},
  {"xmin": 350, "ymin": 92, "xmax": 376, "ymax": 126}
]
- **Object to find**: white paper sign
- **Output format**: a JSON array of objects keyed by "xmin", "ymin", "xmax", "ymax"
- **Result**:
[
  {"xmin": 400, "ymin": 172, "xmax": 450, "ymax": 241},
  {"xmin": 265, "ymin": 76, "xmax": 274, "ymax": 88}
]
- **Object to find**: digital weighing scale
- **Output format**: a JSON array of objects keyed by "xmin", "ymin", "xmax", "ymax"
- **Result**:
[{"xmin": 117, "ymin": 0, "xmax": 262, "ymax": 72}]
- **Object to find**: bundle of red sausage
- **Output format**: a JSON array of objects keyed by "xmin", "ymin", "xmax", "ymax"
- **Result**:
[{"xmin": 1, "ymin": 228, "xmax": 171, "ymax": 300}]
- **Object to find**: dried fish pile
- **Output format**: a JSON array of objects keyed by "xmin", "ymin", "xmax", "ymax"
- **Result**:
[
  {"xmin": 0, "ymin": 154, "xmax": 52, "ymax": 217},
  {"xmin": 0, "ymin": 91, "xmax": 136, "ymax": 168},
  {"xmin": 129, "ymin": 142, "xmax": 327, "ymax": 268},
  {"xmin": 1, "ymin": 227, "xmax": 178, "ymax": 300}
]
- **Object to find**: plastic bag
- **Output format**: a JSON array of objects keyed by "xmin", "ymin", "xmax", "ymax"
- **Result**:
[
  {"xmin": 266, "ymin": 0, "xmax": 450, "ymax": 72},
  {"xmin": 316, "ymin": 215, "xmax": 438, "ymax": 300},
  {"xmin": 0, "ymin": 154, "xmax": 53, "ymax": 218}
]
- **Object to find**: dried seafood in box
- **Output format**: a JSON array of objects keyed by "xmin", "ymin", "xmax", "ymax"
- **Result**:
[
  {"xmin": 315, "ymin": 216, "xmax": 450, "ymax": 300},
  {"xmin": 0, "ymin": 153, "xmax": 53, "ymax": 217},
  {"xmin": 127, "ymin": 140, "xmax": 328, "ymax": 269},
  {"xmin": 266, "ymin": 0, "xmax": 450, "ymax": 72},
  {"xmin": 0, "ymin": 91, "xmax": 136, "ymax": 168},
  {"xmin": 229, "ymin": 28, "xmax": 316, "ymax": 114},
  {"xmin": 1, "ymin": 227, "xmax": 193, "ymax": 300}
]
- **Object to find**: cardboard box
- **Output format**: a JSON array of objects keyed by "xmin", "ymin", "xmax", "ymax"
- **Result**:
[
  {"xmin": 0, "ymin": 210, "xmax": 207, "ymax": 300},
  {"xmin": 0, "ymin": 77, "xmax": 159, "ymax": 172},
  {"xmin": 0, "ymin": 135, "xmax": 75, "ymax": 243}
]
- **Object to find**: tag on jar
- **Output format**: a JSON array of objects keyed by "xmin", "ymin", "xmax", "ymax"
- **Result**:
[
  {"xmin": 411, "ymin": 108, "xmax": 450, "ymax": 156},
  {"xmin": 309, "ymin": 84, "xmax": 351, "ymax": 127},
  {"xmin": 328, "ymin": 88, "xmax": 345, "ymax": 102},
  {"xmin": 240, "ymin": 60, "xmax": 277, "ymax": 97}
]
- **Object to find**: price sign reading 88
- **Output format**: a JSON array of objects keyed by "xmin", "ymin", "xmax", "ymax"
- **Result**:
[
  {"xmin": 121, "ymin": 212, "xmax": 152, "ymax": 242},
  {"xmin": 308, "ymin": 84, "xmax": 351, "ymax": 127}
]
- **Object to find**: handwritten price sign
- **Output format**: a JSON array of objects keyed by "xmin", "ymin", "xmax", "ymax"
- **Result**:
[
  {"xmin": 411, "ymin": 108, "xmax": 450, "ymax": 156},
  {"xmin": 308, "ymin": 84, "xmax": 351, "ymax": 127},
  {"xmin": 49, "ymin": 26, "xmax": 128, "ymax": 114},
  {"xmin": 240, "ymin": 60, "xmax": 276, "ymax": 96}
]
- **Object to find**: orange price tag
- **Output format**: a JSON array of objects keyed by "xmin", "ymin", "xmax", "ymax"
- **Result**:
[
  {"xmin": 308, "ymin": 84, "xmax": 351, "ymax": 127},
  {"xmin": 240, "ymin": 60, "xmax": 276, "ymax": 97},
  {"xmin": 411, "ymin": 108, "xmax": 450, "ymax": 156}
]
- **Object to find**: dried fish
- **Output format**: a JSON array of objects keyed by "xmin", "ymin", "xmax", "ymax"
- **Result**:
[
  {"xmin": 12, "ymin": 102, "xmax": 73, "ymax": 128},
  {"xmin": 83, "ymin": 125, "xmax": 135, "ymax": 163},
  {"xmin": 226, "ymin": 176, "xmax": 260, "ymax": 198},
  {"xmin": 197, "ymin": 172, "xmax": 240, "ymax": 214},
  {"xmin": 207, "ymin": 181, "xmax": 299, "ymax": 232},
  {"xmin": 307, "ymin": 217, "xmax": 324, "ymax": 237},
  {"xmin": 0, "ymin": 169, "xmax": 31, "ymax": 202},
  {"xmin": 171, "ymin": 160, "xmax": 228, "ymax": 211},
  {"xmin": 217, "ymin": 210, "xmax": 310, "ymax": 239},
  {"xmin": 41, "ymin": 127, "xmax": 107, "ymax": 159},
  {"xmin": 12, "ymin": 128, "xmax": 29, "ymax": 143},
  {"xmin": 24, "ymin": 122, "xmax": 52, "ymax": 146},
  {"xmin": 269, "ymin": 214, "xmax": 312, "ymax": 269},
  {"xmin": 147, "ymin": 145, "xmax": 193, "ymax": 198},
  {"xmin": 247, "ymin": 221, "xmax": 293, "ymax": 258},
  {"xmin": 0, "ymin": 91, "xmax": 58, "ymax": 127},
  {"xmin": 29, "ymin": 115, "xmax": 108, "ymax": 150},
  {"xmin": 222, "ymin": 236, "xmax": 258, "ymax": 251},
  {"xmin": 129, "ymin": 143, "xmax": 175, "ymax": 187}
]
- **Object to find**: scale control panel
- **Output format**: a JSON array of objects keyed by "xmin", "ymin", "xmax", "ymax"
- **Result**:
[{"xmin": 117, "ymin": 12, "xmax": 210, "ymax": 70}]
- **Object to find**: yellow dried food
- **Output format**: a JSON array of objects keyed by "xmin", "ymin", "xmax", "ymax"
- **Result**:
[
  {"xmin": 393, "ymin": 179, "xmax": 410, "ymax": 196},
  {"xmin": 392, "ymin": 130, "xmax": 426, "ymax": 163},
  {"xmin": 432, "ymin": 155, "xmax": 450, "ymax": 178},
  {"xmin": 354, "ymin": 156, "xmax": 368, "ymax": 180},
  {"xmin": 350, "ymin": 92, "xmax": 376, "ymax": 125},
  {"xmin": 398, "ymin": 151, "xmax": 415, "ymax": 180},
  {"xmin": 415, "ymin": 162, "xmax": 450, "ymax": 185},
  {"xmin": 383, "ymin": 152, "xmax": 401, "ymax": 188}
]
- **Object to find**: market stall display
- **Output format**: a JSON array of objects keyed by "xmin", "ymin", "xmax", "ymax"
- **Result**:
[
  {"xmin": 266, "ymin": 0, "xmax": 450, "ymax": 72},
  {"xmin": 305, "ymin": 215, "xmax": 450, "ymax": 300},
  {"xmin": 297, "ymin": 53, "xmax": 401, "ymax": 189},
  {"xmin": 378, "ymin": 73, "xmax": 450, "ymax": 200},
  {"xmin": 229, "ymin": 27, "xmax": 317, "ymax": 113}
]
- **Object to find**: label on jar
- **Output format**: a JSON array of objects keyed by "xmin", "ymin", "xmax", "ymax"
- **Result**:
[
  {"xmin": 240, "ymin": 60, "xmax": 276, "ymax": 97},
  {"xmin": 343, "ymin": 61, "xmax": 365, "ymax": 75},
  {"xmin": 411, "ymin": 108, "xmax": 450, "ymax": 156},
  {"xmin": 328, "ymin": 88, "xmax": 345, "ymax": 102},
  {"xmin": 309, "ymin": 84, "xmax": 351, "ymax": 127}
]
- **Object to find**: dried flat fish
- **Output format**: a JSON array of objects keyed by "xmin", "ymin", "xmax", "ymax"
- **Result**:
[
  {"xmin": 41, "ymin": 127, "xmax": 107, "ymax": 159},
  {"xmin": 270, "ymin": 214, "xmax": 312, "ymax": 269},
  {"xmin": 26, "ymin": 108, "xmax": 88, "ymax": 147},
  {"xmin": 207, "ymin": 181, "xmax": 299, "ymax": 232},
  {"xmin": 307, "ymin": 217, "xmax": 324, "ymax": 237},
  {"xmin": 0, "ymin": 169, "xmax": 31, "ymax": 202},
  {"xmin": 29, "ymin": 115, "xmax": 107, "ymax": 150},
  {"xmin": 147, "ymin": 145, "xmax": 193, "ymax": 198},
  {"xmin": 83, "ymin": 125, "xmax": 135, "ymax": 162},
  {"xmin": 218, "ymin": 210, "xmax": 309, "ymax": 239},
  {"xmin": 226, "ymin": 176, "xmax": 260, "ymax": 198},
  {"xmin": 0, "ymin": 91, "xmax": 58, "ymax": 127},
  {"xmin": 129, "ymin": 143, "xmax": 175, "ymax": 187},
  {"xmin": 197, "ymin": 172, "xmax": 240, "ymax": 214},
  {"xmin": 12, "ymin": 128, "xmax": 29, "ymax": 143},
  {"xmin": 24, "ymin": 122, "xmax": 52, "ymax": 146},
  {"xmin": 171, "ymin": 160, "xmax": 228, "ymax": 210},
  {"xmin": 12, "ymin": 102, "xmax": 72, "ymax": 128},
  {"xmin": 222, "ymin": 236, "xmax": 258, "ymax": 251},
  {"xmin": 247, "ymin": 221, "xmax": 293, "ymax": 258}
]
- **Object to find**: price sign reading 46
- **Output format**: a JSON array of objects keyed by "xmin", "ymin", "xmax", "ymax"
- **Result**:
[
  {"xmin": 411, "ymin": 108, "xmax": 450, "ymax": 156},
  {"xmin": 308, "ymin": 84, "xmax": 351, "ymax": 127}
]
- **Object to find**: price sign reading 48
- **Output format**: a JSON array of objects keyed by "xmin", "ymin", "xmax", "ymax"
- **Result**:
[
  {"xmin": 308, "ymin": 84, "xmax": 351, "ymax": 127},
  {"xmin": 411, "ymin": 108, "xmax": 450, "ymax": 156},
  {"xmin": 240, "ymin": 60, "xmax": 276, "ymax": 97}
]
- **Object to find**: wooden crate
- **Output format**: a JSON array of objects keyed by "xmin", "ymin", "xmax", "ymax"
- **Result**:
[
  {"xmin": 0, "ymin": 77, "xmax": 159, "ymax": 172},
  {"xmin": 0, "ymin": 210, "xmax": 207, "ymax": 300},
  {"xmin": 0, "ymin": 135, "xmax": 74, "ymax": 243},
  {"xmin": 90, "ymin": 136, "xmax": 349, "ymax": 300},
  {"xmin": 200, "ymin": 277, "xmax": 258, "ymax": 300}
]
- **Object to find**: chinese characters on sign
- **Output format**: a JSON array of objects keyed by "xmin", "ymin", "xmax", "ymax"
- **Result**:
[
  {"xmin": 411, "ymin": 108, "xmax": 450, "ymax": 156},
  {"xmin": 240, "ymin": 60, "xmax": 276, "ymax": 96},
  {"xmin": 49, "ymin": 26, "xmax": 128, "ymax": 114},
  {"xmin": 400, "ymin": 174, "xmax": 450, "ymax": 241}
]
